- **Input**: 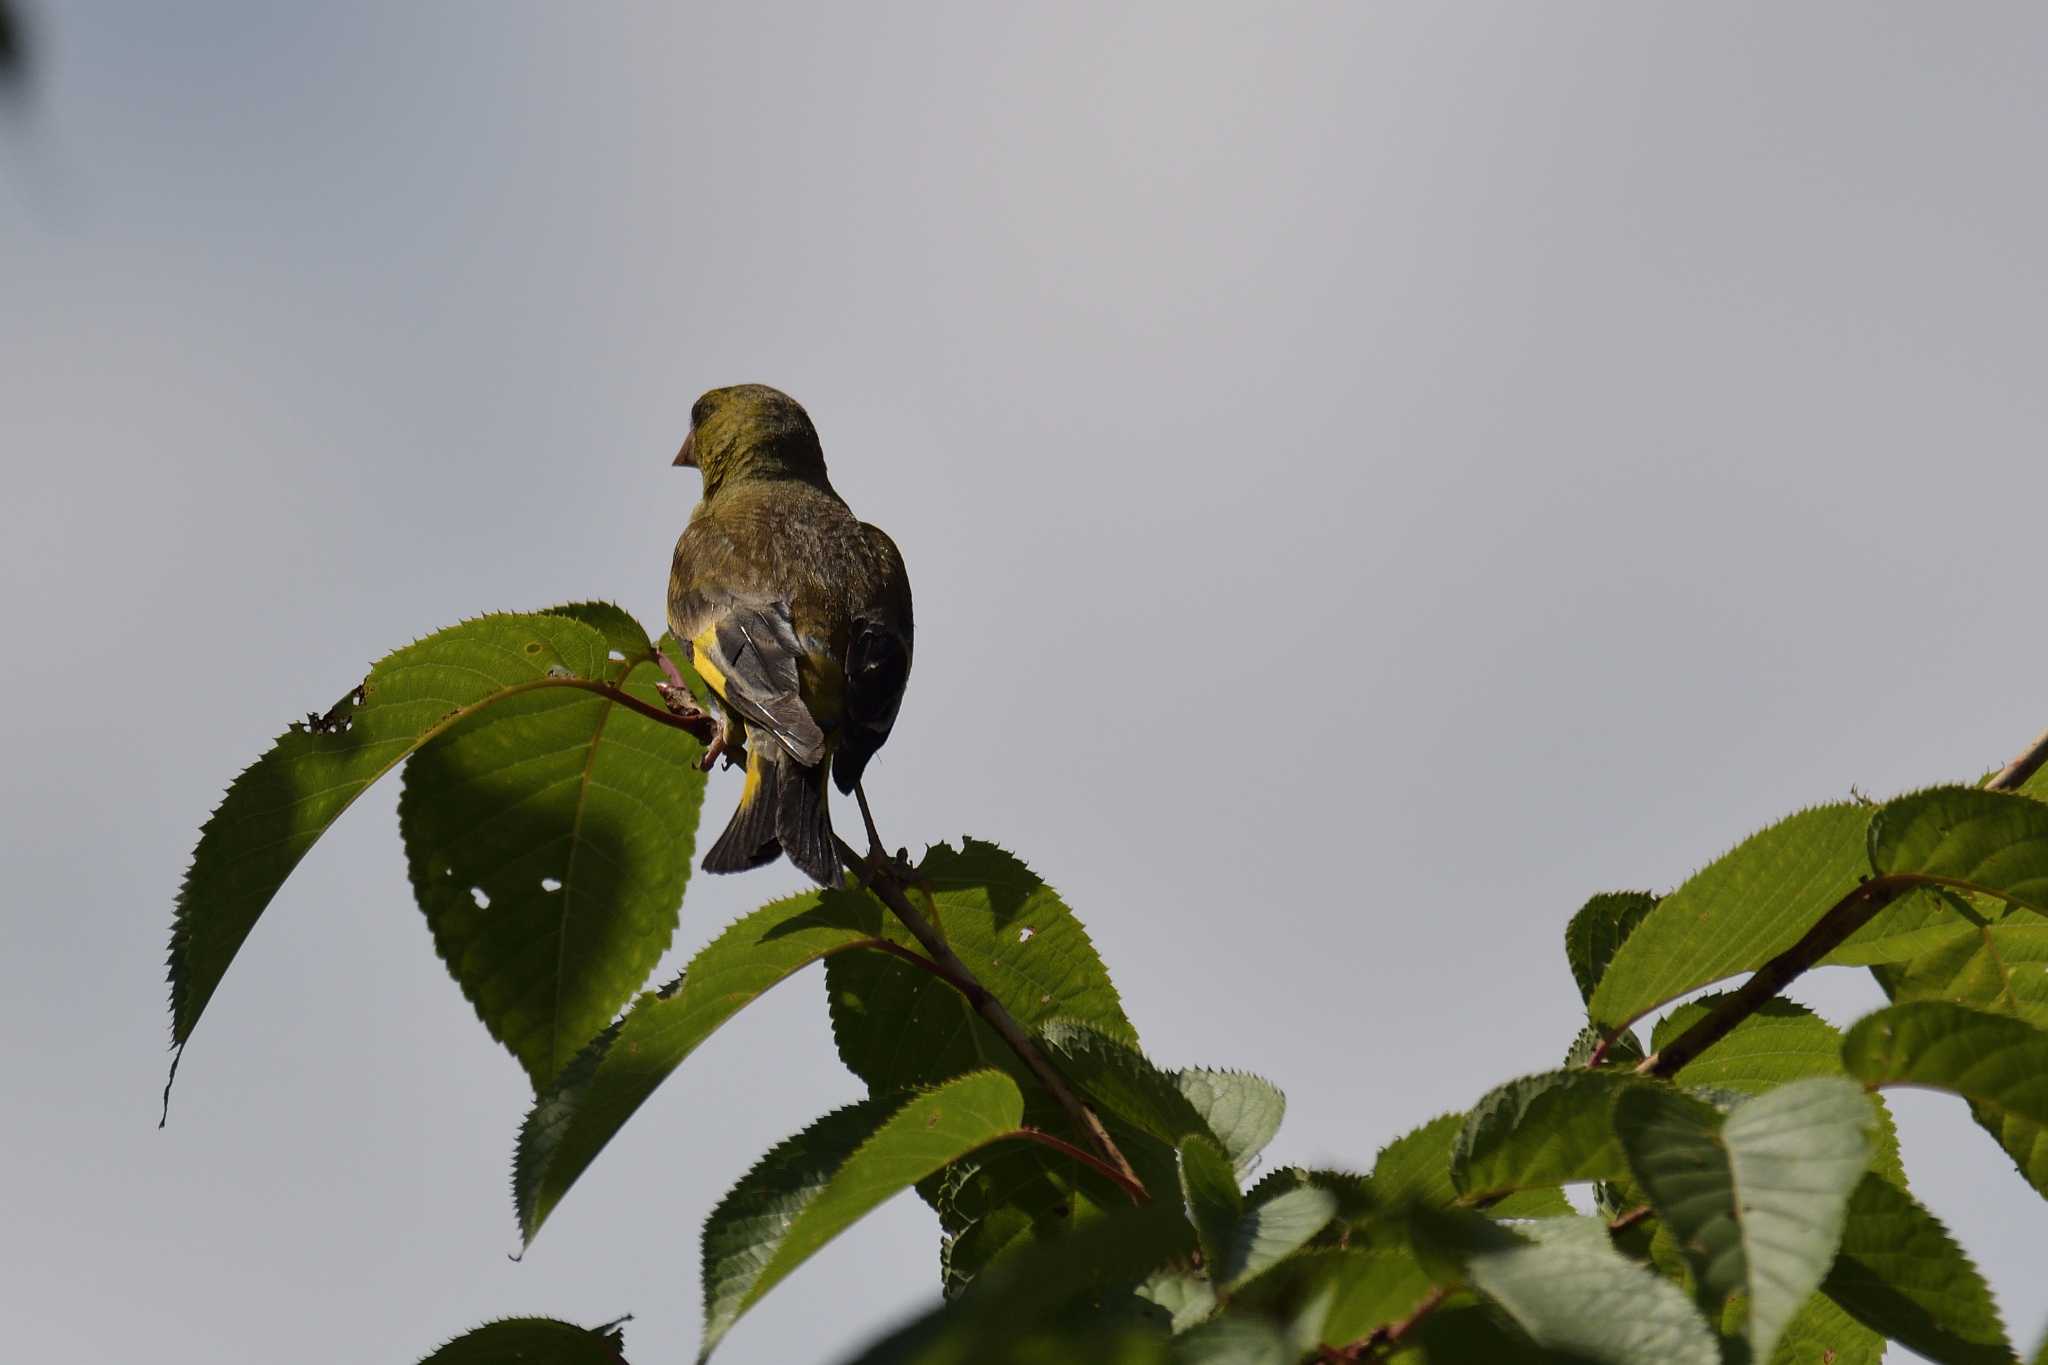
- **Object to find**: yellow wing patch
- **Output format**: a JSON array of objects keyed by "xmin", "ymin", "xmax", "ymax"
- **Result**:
[
  {"xmin": 689, "ymin": 624, "xmax": 730, "ymax": 701},
  {"xmin": 737, "ymin": 744, "xmax": 764, "ymax": 810}
]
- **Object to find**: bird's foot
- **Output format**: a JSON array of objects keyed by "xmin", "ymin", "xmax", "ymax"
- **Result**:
[{"xmin": 696, "ymin": 732, "xmax": 728, "ymax": 773}]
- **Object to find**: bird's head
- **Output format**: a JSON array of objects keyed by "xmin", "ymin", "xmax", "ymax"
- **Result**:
[{"xmin": 674, "ymin": 384, "xmax": 829, "ymax": 496}]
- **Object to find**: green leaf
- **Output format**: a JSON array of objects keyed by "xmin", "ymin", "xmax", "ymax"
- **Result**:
[
  {"xmin": 1388, "ymin": 1301, "xmax": 1591, "ymax": 1365},
  {"xmin": 1615, "ymin": 1078, "xmax": 1873, "ymax": 1362},
  {"xmin": 1436, "ymin": 1215, "xmax": 1721, "ymax": 1365},
  {"xmin": 1566, "ymin": 1021, "xmax": 1643, "ymax": 1069},
  {"xmin": 1031, "ymin": 1022, "xmax": 1227, "ymax": 1224},
  {"xmin": 1875, "ymin": 918, "xmax": 2048, "ymax": 1028},
  {"xmin": 1037, "ymin": 1020, "xmax": 1204, "ymax": 1145},
  {"xmin": 1823, "ymin": 1173, "xmax": 2013, "ymax": 1365},
  {"xmin": 1138, "ymin": 1267, "xmax": 1218, "ymax": 1333},
  {"xmin": 1843, "ymin": 1000, "xmax": 2048, "ymax": 1197},
  {"xmin": 823, "ymin": 842, "xmax": 1137, "ymax": 1294},
  {"xmin": 1868, "ymin": 785, "xmax": 2048, "ymax": 912},
  {"xmin": 1564, "ymin": 891, "xmax": 1656, "ymax": 1005},
  {"xmin": 168, "ymin": 609, "xmax": 694, "ymax": 1065},
  {"xmin": 1825, "ymin": 885, "xmax": 1989, "ymax": 967},
  {"xmin": 1167, "ymin": 1316, "xmax": 1294, "ymax": 1365},
  {"xmin": 515, "ymin": 888, "xmax": 898, "ymax": 1244},
  {"xmin": 400, "ymin": 621, "xmax": 706, "ymax": 1087},
  {"xmin": 827, "ymin": 840, "xmax": 1134, "ymax": 1095},
  {"xmin": 925, "ymin": 1133, "xmax": 1127, "ymax": 1300},
  {"xmin": 1450, "ymin": 1070, "xmax": 1640, "ymax": 1200},
  {"xmin": 419, "ymin": 1316, "xmax": 629, "ymax": 1364},
  {"xmin": 1219, "ymin": 1185, "xmax": 1337, "ymax": 1293},
  {"xmin": 1368, "ymin": 1114, "xmax": 1466, "ymax": 1209},
  {"xmin": 1343, "ymin": 1115, "xmax": 1569, "ymax": 1232},
  {"xmin": 1589, "ymin": 804, "xmax": 1872, "ymax": 1032},
  {"xmin": 700, "ymin": 1071, "xmax": 1028, "ymax": 1360},
  {"xmin": 1174, "ymin": 1070, "xmax": 1285, "ymax": 1172},
  {"xmin": 1649, "ymin": 996, "xmax": 1905, "ymax": 1185},
  {"xmin": 838, "ymin": 1203, "xmax": 1193, "ymax": 1365},
  {"xmin": 1176, "ymin": 1135, "xmax": 1241, "ymax": 1277},
  {"xmin": 1252, "ymin": 1247, "xmax": 1437, "ymax": 1348},
  {"xmin": 1764, "ymin": 1292, "xmax": 1885, "ymax": 1365}
]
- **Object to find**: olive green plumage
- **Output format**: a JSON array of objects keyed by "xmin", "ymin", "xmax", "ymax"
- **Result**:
[{"xmin": 666, "ymin": 384, "xmax": 913, "ymax": 886}]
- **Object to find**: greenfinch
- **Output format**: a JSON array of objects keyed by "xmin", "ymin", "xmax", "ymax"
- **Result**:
[{"xmin": 665, "ymin": 384, "xmax": 913, "ymax": 886}]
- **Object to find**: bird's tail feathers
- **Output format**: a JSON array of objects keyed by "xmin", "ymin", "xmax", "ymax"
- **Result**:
[{"xmin": 702, "ymin": 735, "xmax": 839, "ymax": 887}]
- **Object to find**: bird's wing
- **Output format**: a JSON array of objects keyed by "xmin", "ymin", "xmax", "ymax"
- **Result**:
[
  {"xmin": 832, "ymin": 525, "xmax": 914, "ymax": 793},
  {"xmin": 682, "ymin": 598, "xmax": 828, "ymax": 767}
]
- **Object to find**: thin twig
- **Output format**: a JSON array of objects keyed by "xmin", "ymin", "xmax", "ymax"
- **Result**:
[
  {"xmin": 1638, "ymin": 879, "xmax": 1901, "ymax": 1077},
  {"xmin": 611, "ymin": 683, "xmax": 1144, "ymax": 1195},
  {"xmin": 1637, "ymin": 720, "xmax": 2045, "ymax": 1079},
  {"xmin": 833, "ymin": 832, "xmax": 1148, "ymax": 1202},
  {"xmin": 574, "ymin": 680, "xmax": 715, "ymax": 743},
  {"xmin": 1012, "ymin": 1127, "xmax": 1150, "ymax": 1202},
  {"xmin": 1607, "ymin": 1203, "xmax": 1654, "ymax": 1234},
  {"xmin": 1987, "ymin": 724, "xmax": 2048, "ymax": 794}
]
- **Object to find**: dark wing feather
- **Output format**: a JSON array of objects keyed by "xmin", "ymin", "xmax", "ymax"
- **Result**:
[
  {"xmin": 690, "ymin": 600, "xmax": 828, "ymax": 766},
  {"xmin": 832, "ymin": 525, "xmax": 914, "ymax": 793}
]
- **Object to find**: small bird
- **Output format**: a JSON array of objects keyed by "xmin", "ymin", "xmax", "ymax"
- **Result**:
[{"xmin": 664, "ymin": 384, "xmax": 913, "ymax": 886}]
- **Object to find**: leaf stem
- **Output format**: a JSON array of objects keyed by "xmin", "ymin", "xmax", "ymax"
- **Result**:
[
  {"xmin": 831, "ymin": 832, "xmax": 1149, "ymax": 1203},
  {"xmin": 1012, "ymin": 1127, "xmax": 1150, "ymax": 1203},
  {"xmin": 1635, "ymin": 719, "xmax": 2045, "ymax": 1079}
]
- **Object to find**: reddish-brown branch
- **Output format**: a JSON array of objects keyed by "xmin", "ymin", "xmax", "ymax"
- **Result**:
[
  {"xmin": 1636, "ymin": 719, "xmax": 2046, "ymax": 1079},
  {"xmin": 833, "ymin": 832, "xmax": 1148, "ymax": 1202},
  {"xmin": 1012, "ymin": 1127, "xmax": 1150, "ymax": 1203}
]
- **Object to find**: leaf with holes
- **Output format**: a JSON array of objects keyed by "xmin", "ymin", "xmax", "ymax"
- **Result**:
[
  {"xmin": 401, "ymin": 617, "xmax": 707, "ymax": 1087},
  {"xmin": 166, "ymin": 607, "xmax": 700, "ymax": 1084},
  {"xmin": 1588, "ymin": 803, "xmax": 1872, "ymax": 1032},
  {"xmin": 515, "ymin": 888, "xmax": 903, "ymax": 1244},
  {"xmin": 1615, "ymin": 1078, "xmax": 1873, "ymax": 1363},
  {"xmin": 1843, "ymin": 1000, "xmax": 2048, "ymax": 1198},
  {"xmin": 698, "ymin": 1071, "xmax": 1027, "ymax": 1360}
]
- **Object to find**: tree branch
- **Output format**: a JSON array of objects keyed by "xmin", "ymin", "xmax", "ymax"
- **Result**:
[
  {"xmin": 1988, "ymin": 723, "xmax": 2048, "ymax": 794},
  {"xmin": 833, "ymin": 833, "xmax": 1148, "ymax": 1202},
  {"xmin": 1635, "ymin": 720, "xmax": 2046, "ymax": 1079},
  {"xmin": 612, "ymin": 677, "xmax": 1146, "ymax": 1196}
]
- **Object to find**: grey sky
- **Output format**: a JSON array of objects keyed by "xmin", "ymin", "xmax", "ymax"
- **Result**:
[{"xmin": 5, "ymin": 3, "xmax": 2045, "ymax": 1361}]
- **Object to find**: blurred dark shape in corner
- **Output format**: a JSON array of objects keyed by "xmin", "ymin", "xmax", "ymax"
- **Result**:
[{"xmin": 0, "ymin": 0, "xmax": 27, "ymax": 103}]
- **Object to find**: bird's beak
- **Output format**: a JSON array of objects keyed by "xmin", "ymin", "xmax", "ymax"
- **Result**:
[{"xmin": 673, "ymin": 429, "xmax": 697, "ymax": 468}]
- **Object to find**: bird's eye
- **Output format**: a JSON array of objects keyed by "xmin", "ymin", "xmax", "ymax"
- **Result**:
[{"xmin": 690, "ymin": 398, "xmax": 710, "ymax": 428}]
